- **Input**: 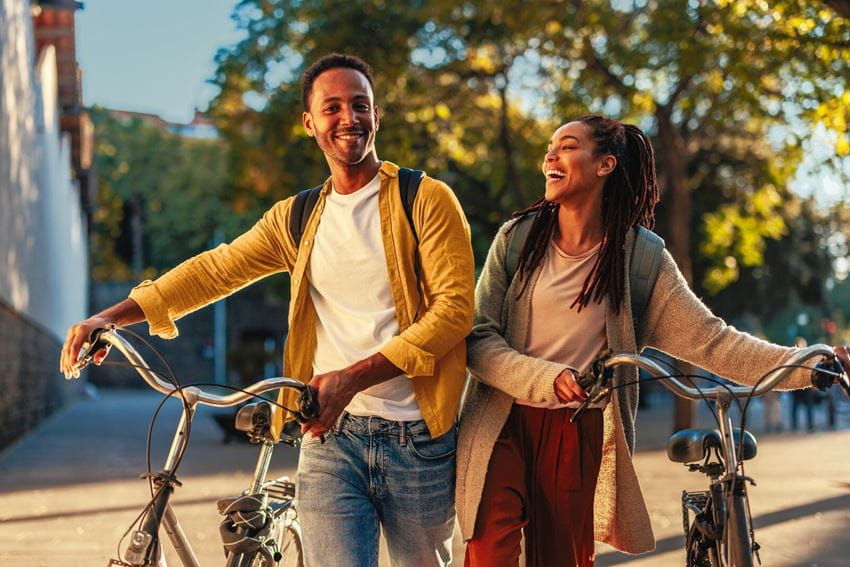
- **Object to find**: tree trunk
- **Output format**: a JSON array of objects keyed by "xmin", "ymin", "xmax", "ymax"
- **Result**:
[
  {"xmin": 498, "ymin": 78, "xmax": 524, "ymax": 206},
  {"xmin": 656, "ymin": 106, "xmax": 696, "ymax": 432}
]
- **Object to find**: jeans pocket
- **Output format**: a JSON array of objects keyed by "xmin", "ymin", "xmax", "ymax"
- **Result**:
[
  {"xmin": 407, "ymin": 427, "xmax": 457, "ymax": 461},
  {"xmin": 300, "ymin": 431, "xmax": 329, "ymax": 449}
]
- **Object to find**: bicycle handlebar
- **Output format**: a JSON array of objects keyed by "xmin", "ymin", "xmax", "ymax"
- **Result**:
[
  {"xmin": 78, "ymin": 327, "xmax": 312, "ymax": 410},
  {"xmin": 571, "ymin": 344, "xmax": 844, "ymax": 422},
  {"xmin": 604, "ymin": 344, "xmax": 836, "ymax": 400}
]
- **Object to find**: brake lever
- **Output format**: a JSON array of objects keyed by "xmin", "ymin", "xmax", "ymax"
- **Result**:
[{"xmin": 570, "ymin": 384, "xmax": 611, "ymax": 423}]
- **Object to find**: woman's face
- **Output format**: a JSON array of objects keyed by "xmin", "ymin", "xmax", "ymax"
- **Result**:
[{"xmin": 541, "ymin": 121, "xmax": 613, "ymax": 205}]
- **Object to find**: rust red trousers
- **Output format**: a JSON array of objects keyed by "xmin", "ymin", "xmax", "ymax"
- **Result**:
[{"xmin": 465, "ymin": 404, "xmax": 604, "ymax": 567}]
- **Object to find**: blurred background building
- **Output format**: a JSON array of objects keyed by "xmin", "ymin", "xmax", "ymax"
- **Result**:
[{"xmin": 0, "ymin": 0, "xmax": 90, "ymax": 449}]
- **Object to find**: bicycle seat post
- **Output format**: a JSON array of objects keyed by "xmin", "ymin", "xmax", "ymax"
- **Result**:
[{"xmin": 249, "ymin": 440, "xmax": 276, "ymax": 494}]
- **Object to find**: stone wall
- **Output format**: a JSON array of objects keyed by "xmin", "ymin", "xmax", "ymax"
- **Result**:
[{"xmin": 0, "ymin": 300, "xmax": 82, "ymax": 449}]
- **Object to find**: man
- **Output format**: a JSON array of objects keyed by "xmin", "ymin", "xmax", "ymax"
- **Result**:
[{"xmin": 60, "ymin": 53, "xmax": 474, "ymax": 566}]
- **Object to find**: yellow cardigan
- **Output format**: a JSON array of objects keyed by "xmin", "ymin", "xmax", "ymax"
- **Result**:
[{"xmin": 129, "ymin": 161, "xmax": 475, "ymax": 438}]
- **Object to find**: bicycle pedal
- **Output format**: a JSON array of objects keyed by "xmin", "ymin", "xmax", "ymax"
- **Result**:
[{"xmin": 108, "ymin": 560, "xmax": 132, "ymax": 566}]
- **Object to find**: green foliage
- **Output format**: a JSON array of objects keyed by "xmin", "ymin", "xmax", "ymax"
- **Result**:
[
  {"xmin": 202, "ymin": 0, "xmax": 849, "ymax": 324},
  {"xmin": 89, "ymin": 106, "xmax": 238, "ymax": 281}
]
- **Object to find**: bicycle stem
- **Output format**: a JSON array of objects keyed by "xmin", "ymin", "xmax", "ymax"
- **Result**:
[{"xmin": 713, "ymin": 391, "xmax": 739, "ymax": 476}]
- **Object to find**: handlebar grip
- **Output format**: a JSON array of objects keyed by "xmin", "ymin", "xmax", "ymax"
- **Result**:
[
  {"xmin": 576, "ymin": 373, "xmax": 594, "ymax": 391},
  {"xmin": 294, "ymin": 385, "xmax": 320, "ymax": 423},
  {"xmin": 812, "ymin": 359, "xmax": 843, "ymax": 391}
]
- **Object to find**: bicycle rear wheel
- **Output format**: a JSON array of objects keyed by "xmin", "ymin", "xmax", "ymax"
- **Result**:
[{"xmin": 725, "ymin": 491, "xmax": 754, "ymax": 567}]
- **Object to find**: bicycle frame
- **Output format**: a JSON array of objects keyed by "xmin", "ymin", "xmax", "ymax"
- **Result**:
[{"xmin": 99, "ymin": 329, "xmax": 306, "ymax": 567}]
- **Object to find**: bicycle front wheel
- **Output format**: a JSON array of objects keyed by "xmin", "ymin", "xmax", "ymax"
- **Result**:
[{"xmin": 725, "ymin": 491, "xmax": 754, "ymax": 567}]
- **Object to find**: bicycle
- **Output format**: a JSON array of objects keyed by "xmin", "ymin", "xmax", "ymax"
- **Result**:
[
  {"xmin": 73, "ymin": 326, "xmax": 320, "ymax": 567},
  {"xmin": 572, "ymin": 345, "xmax": 850, "ymax": 567}
]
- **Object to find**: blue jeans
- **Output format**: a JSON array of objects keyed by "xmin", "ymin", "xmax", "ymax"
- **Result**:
[{"xmin": 296, "ymin": 413, "xmax": 456, "ymax": 567}]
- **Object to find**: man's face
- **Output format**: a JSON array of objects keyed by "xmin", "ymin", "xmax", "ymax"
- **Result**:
[{"xmin": 303, "ymin": 67, "xmax": 379, "ymax": 167}]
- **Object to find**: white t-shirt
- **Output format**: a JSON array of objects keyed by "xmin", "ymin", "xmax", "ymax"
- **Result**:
[
  {"xmin": 306, "ymin": 173, "xmax": 422, "ymax": 421},
  {"xmin": 518, "ymin": 240, "xmax": 609, "ymax": 409}
]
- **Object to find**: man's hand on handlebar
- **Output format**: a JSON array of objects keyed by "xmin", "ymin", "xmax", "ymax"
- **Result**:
[
  {"xmin": 299, "ymin": 368, "xmax": 359, "ymax": 438},
  {"xmin": 60, "ymin": 317, "xmax": 113, "ymax": 379},
  {"xmin": 59, "ymin": 298, "xmax": 145, "ymax": 379}
]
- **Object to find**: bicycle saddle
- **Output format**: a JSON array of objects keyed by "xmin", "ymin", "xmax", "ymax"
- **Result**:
[{"xmin": 666, "ymin": 428, "xmax": 758, "ymax": 464}]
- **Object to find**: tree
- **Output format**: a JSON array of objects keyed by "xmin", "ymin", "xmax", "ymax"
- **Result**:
[
  {"xmin": 207, "ymin": 1, "xmax": 850, "ymax": 429},
  {"xmin": 89, "ymin": 107, "xmax": 237, "ymax": 281}
]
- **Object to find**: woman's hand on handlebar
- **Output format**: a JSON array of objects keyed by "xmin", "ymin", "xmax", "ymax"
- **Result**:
[
  {"xmin": 834, "ymin": 346, "xmax": 850, "ymax": 377},
  {"xmin": 554, "ymin": 368, "xmax": 588, "ymax": 404},
  {"xmin": 60, "ymin": 317, "xmax": 112, "ymax": 379}
]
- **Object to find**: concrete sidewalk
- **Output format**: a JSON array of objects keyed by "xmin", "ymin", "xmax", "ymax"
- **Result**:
[{"xmin": 0, "ymin": 389, "xmax": 848, "ymax": 566}]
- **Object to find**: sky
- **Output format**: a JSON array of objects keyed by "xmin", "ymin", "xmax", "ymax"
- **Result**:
[{"xmin": 76, "ymin": 0, "xmax": 243, "ymax": 123}]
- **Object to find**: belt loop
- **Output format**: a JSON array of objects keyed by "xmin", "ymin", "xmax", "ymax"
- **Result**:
[
  {"xmin": 333, "ymin": 411, "xmax": 348, "ymax": 436},
  {"xmin": 399, "ymin": 421, "xmax": 407, "ymax": 446}
]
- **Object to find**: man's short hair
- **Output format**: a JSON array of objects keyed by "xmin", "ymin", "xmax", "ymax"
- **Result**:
[{"xmin": 301, "ymin": 53, "xmax": 375, "ymax": 110}]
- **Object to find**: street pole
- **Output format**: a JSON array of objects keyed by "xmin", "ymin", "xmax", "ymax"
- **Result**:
[{"xmin": 212, "ymin": 230, "xmax": 226, "ymax": 385}]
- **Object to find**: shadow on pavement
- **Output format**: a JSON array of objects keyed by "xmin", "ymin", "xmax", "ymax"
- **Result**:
[
  {"xmin": 0, "ymin": 494, "xmax": 221, "ymax": 525},
  {"xmin": 597, "ymin": 491, "xmax": 850, "ymax": 565}
]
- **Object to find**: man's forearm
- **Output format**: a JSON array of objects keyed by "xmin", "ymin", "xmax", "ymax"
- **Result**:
[
  {"xmin": 342, "ymin": 351, "xmax": 404, "ymax": 396},
  {"xmin": 98, "ymin": 298, "xmax": 146, "ymax": 327},
  {"xmin": 302, "ymin": 352, "xmax": 404, "ymax": 435}
]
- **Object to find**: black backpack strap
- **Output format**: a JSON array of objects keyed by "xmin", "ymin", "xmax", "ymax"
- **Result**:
[
  {"xmin": 630, "ymin": 225, "xmax": 665, "ymax": 326},
  {"xmin": 289, "ymin": 184, "xmax": 323, "ymax": 249},
  {"xmin": 397, "ymin": 167, "xmax": 424, "ymax": 243},
  {"xmin": 505, "ymin": 213, "xmax": 536, "ymax": 281}
]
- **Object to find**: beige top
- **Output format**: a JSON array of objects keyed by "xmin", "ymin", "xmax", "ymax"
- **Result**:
[{"xmin": 519, "ymin": 241, "xmax": 607, "ymax": 409}]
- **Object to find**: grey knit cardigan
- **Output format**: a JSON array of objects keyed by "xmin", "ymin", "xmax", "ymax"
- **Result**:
[{"xmin": 458, "ymin": 220, "xmax": 809, "ymax": 554}]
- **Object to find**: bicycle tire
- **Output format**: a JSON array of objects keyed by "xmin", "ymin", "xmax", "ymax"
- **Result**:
[{"xmin": 725, "ymin": 492, "xmax": 754, "ymax": 567}]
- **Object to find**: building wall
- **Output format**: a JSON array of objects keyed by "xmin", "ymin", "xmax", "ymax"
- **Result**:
[{"xmin": 0, "ymin": 0, "xmax": 88, "ymax": 449}]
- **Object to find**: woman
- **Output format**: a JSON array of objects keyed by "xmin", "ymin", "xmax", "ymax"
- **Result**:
[{"xmin": 457, "ymin": 115, "xmax": 816, "ymax": 566}]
